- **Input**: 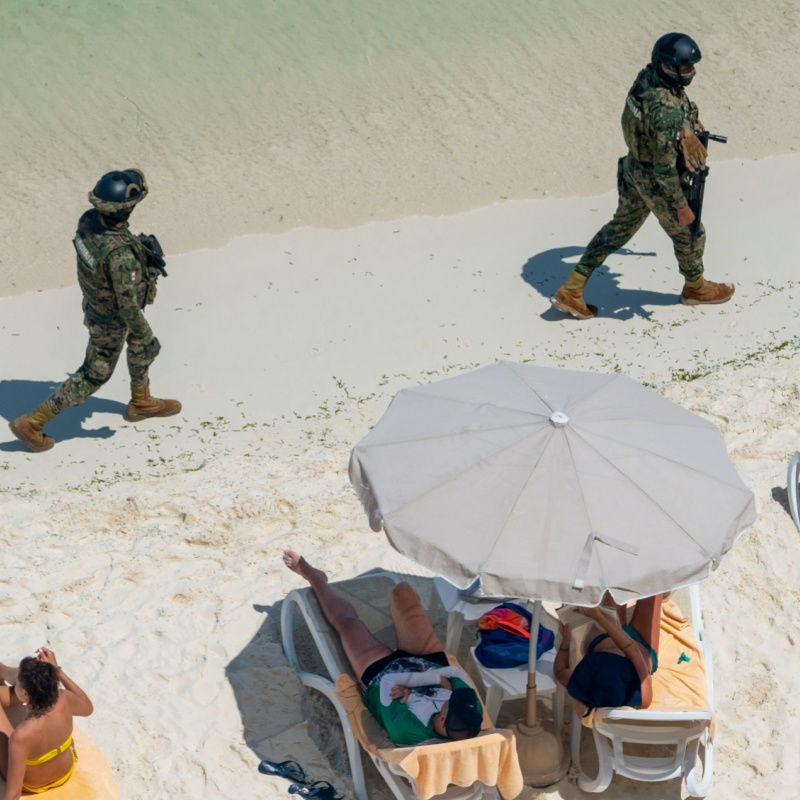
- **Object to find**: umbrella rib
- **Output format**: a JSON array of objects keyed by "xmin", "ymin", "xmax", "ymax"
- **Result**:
[
  {"xmin": 564, "ymin": 425, "xmax": 719, "ymax": 558},
  {"xmin": 401, "ymin": 373, "xmax": 550, "ymax": 416},
  {"xmin": 507, "ymin": 364, "xmax": 620, "ymax": 416},
  {"xmin": 378, "ymin": 423, "xmax": 552, "ymax": 520},
  {"xmin": 576, "ymin": 423, "xmax": 749, "ymax": 490},
  {"xmin": 357, "ymin": 419, "xmax": 543, "ymax": 451}
]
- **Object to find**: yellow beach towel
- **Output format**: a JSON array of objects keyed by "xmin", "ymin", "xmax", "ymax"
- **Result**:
[
  {"xmin": 334, "ymin": 666, "xmax": 523, "ymax": 800},
  {"xmin": 650, "ymin": 598, "xmax": 709, "ymax": 712}
]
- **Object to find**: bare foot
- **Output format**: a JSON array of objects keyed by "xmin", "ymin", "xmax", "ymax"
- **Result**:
[{"xmin": 282, "ymin": 550, "xmax": 328, "ymax": 585}]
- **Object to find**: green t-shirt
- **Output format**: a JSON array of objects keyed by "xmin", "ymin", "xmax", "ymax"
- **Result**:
[{"xmin": 364, "ymin": 656, "xmax": 475, "ymax": 746}]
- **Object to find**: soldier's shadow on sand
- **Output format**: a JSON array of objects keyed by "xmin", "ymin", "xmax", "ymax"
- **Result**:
[
  {"xmin": 522, "ymin": 245, "xmax": 676, "ymax": 321},
  {"xmin": 0, "ymin": 379, "xmax": 126, "ymax": 451}
]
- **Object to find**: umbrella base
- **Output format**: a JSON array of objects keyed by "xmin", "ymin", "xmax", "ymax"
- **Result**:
[{"xmin": 513, "ymin": 718, "xmax": 570, "ymax": 788}]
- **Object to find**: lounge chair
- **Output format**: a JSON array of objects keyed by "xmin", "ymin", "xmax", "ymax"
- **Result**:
[
  {"xmin": 569, "ymin": 583, "xmax": 714, "ymax": 797},
  {"xmin": 787, "ymin": 451, "xmax": 800, "ymax": 530},
  {"xmin": 280, "ymin": 572, "xmax": 524, "ymax": 800}
]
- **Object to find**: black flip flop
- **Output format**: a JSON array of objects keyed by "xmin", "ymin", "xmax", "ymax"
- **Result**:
[
  {"xmin": 258, "ymin": 758, "xmax": 309, "ymax": 784},
  {"xmin": 288, "ymin": 780, "xmax": 343, "ymax": 799}
]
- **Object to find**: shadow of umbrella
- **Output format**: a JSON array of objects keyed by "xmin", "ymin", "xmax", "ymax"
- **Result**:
[
  {"xmin": 0, "ymin": 379, "xmax": 126, "ymax": 450},
  {"xmin": 521, "ymin": 246, "xmax": 674, "ymax": 321}
]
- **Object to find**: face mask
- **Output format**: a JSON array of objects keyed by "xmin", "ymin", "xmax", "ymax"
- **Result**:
[{"xmin": 657, "ymin": 62, "xmax": 695, "ymax": 88}]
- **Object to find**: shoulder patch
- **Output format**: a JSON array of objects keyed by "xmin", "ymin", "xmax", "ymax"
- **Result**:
[
  {"xmin": 625, "ymin": 94, "xmax": 642, "ymax": 120},
  {"xmin": 73, "ymin": 235, "xmax": 96, "ymax": 268}
]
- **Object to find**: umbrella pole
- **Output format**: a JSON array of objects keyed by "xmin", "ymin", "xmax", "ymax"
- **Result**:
[
  {"xmin": 525, "ymin": 601, "xmax": 541, "ymax": 727},
  {"xmin": 513, "ymin": 600, "xmax": 569, "ymax": 787}
]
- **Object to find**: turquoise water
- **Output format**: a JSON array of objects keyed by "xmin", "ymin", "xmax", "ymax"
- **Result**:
[{"xmin": 1, "ymin": 1, "xmax": 798, "ymax": 294}]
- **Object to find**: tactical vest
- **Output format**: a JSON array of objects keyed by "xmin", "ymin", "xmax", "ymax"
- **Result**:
[
  {"xmin": 73, "ymin": 209, "xmax": 150, "ymax": 317},
  {"xmin": 621, "ymin": 66, "xmax": 699, "ymax": 165}
]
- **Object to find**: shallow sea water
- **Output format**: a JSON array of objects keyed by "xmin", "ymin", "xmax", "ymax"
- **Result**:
[{"xmin": 1, "ymin": 0, "xmax": 798, "ymax": 294}]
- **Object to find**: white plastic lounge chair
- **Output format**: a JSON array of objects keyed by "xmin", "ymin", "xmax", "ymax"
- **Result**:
[
  {"xmin": 787, "ymin": 451, "xmax": 800, "ymax": 530},
  {"xmin": 569, "ymin": 583, "xmax": 714, "ymax": 797},
  {"xmin": 280, "ymin": 573, "xmax": 523, "ymax": 800}
]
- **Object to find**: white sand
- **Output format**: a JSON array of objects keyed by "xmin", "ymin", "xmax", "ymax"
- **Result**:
[
  {"xmin": 2, "ymin": 3, "xmax": 800, "ymax": 798},
  {"xmin": 2, "ymin": 152, "xmax": 799, "ymax": 798}
]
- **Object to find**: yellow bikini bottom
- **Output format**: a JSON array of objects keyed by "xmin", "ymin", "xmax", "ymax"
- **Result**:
[{"xmin": 22, "ymin": 735, "xmax": 77, "ymax": 794}]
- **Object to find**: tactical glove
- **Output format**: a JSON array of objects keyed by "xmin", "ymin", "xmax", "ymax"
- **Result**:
[
  {"xmin": 676, "ymin": 205, "xmax": 696, "ymax": 226},
  {"xmin": 680, "ymin": 128, "xmax": 707, "ymax": 173}
]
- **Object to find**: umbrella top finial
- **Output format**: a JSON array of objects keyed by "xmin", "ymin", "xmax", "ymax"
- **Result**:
[{"xmin": 549, "ymin": 411, "xmax": 569, "ymax": 427}]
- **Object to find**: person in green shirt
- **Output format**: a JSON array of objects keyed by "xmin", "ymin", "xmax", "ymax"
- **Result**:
[{"xmin": 283, "ymin": 550, "xmax": 483, "ymax": 746}]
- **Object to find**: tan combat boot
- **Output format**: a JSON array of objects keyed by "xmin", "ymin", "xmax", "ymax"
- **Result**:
[
  {"xmin": 9, "ymin": 402, "xmax": 56, "ymax": 452},
  {"xmin": 124, "ymin": 383, "xmax": 182, "ymax": 422},
  {"xmin": 680, "ymin": 277, "xmax": 735, "ymax": 305},
  {"xmin": 550, "ymin": 270, "xmax": 598, "ymax": 320}
]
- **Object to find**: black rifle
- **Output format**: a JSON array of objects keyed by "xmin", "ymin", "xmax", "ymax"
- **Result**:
[
  {"xmin": 684, "ymin": 131, "xmax": 727, "ymax": 244},
  {"xmin": 137, "ymin": 233, "xmax": 168, "ymax": 277}
]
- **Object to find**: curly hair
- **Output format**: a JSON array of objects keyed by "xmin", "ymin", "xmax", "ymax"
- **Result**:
[{"xmin": 17, "ymin": 657, "xmax": 60, "ymax": 716}]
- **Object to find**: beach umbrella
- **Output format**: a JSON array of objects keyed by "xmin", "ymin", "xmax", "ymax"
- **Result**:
[{"xmin": 349, "ymin": 361, "xmax": 756, "ymax": 784}]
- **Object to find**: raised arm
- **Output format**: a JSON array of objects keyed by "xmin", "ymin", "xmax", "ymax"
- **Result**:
[{"xmin": 36, "ymin": 648, "xmax": 93, "ymax": 717}]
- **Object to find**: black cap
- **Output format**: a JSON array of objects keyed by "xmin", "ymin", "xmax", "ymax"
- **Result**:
[{"xmin": 445, "ymin": 687, "xmax": 483, "ymax": 739}]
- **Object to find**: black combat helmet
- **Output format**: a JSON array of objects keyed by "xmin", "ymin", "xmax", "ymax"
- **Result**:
[
  {"xmin": 651, "ymin": 33, "xmax": 701, "ymax": 87},
  {"xmin": 89, "ymin": 169, "xmax": 148, "ymax": 220}
]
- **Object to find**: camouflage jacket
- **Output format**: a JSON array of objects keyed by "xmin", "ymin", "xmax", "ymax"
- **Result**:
[
  {"xmin": 621, "ymin": 64, "xmax": 700, "ymax": 209},
  {"xmin": 73, "ymin": 209, "xmax": 156, "ymax": 343}
]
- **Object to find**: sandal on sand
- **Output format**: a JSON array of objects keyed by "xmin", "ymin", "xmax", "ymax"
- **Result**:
[
  {"xmin": 258, "ymin": 759, "xmax": 309, "ymax": 784},
  {"xmin": 288, "ymin": 780, "xmax": 343, "ymax": 799}
]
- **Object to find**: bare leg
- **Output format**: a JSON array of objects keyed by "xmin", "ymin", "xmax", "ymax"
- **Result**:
[
  {"xmin": 629, "ymin": 593, "xmax": 666, "ymax": 654},
  {"xmin": 0, "ymin": 730, "xmax": 7, "ymax": 779},
  {"xmin": 389, "ymin": 582, "xmax": 444, "ymax": 656},
  {"xmin": 283, "ymin": 551, "xmax": 391, "ymax": 679},
  {"xmin": 0, "ymin": 664, "xmax": 19, "ymax": 687},
  {"xmin": 0, "ymin": 703, "xmax": 13, "ymax": 738}
]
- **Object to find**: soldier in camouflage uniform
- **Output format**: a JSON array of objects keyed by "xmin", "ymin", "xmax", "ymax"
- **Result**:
[
  {"xmin": 10, "ymin": 169, "xmax": 181, "ymax": 452},
  {"xmin": 551, "ymin": 33, "xmax": 735, "ymax": 320}
]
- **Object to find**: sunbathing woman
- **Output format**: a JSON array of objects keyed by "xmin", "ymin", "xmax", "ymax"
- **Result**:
[
  {"xmin": 0, "ymin": 647, "xmax": 93, "ymax": 799},
  {"xmin": 554, "ymin": 593, "xmax": 665, "ymax": 717},
  {"xmin": 283, "ymin": 551, "xmax": 483, "ymax": 746}
]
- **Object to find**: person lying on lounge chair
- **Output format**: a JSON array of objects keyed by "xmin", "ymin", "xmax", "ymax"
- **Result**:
[
  {"xmin": 554, "ymin": 592, "xmax": 666, "ymax": 717},
  {"xmin": 283, "ymin": 551, "xmax": 483, "ymax": 746},
  {"xmin": 0, "ymin": 647, "xmax": 93, "ymax": 799}
]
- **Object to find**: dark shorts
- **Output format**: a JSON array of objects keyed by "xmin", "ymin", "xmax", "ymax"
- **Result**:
[{"xmin": 361, "ymin": 649, "xmax": 449, "ymax": 686}]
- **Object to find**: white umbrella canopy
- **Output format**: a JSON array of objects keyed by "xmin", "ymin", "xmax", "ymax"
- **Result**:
[{"xmin": 349, "ymin": 361, "xmax": 756, "ymax": 606}]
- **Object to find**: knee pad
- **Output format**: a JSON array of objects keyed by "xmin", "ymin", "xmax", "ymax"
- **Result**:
[{"xmin": 81, "ymin": 359, "xmax": 112, "ymax": 388}]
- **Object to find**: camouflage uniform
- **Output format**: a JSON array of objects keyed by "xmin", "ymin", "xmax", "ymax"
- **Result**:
[
  {"xmin": 45, "ymin": 209, "xmax": 161, "ymax": 414},
  {"xmin": 575, "ymin": 64, "xmax": 704, "ymax": 282},
  {"xmin": 9, "ymin": 168, "xmax": 180, "ymax": 453}
]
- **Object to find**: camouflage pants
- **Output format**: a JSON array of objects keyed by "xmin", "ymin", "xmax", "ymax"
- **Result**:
[
  {"xmin": 46, "ymin": 316, "xmax": 158, "ymax": 415},
  {"xmin": 575, "ymin": 156, "xmax": 705, "ymax": 282}
]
